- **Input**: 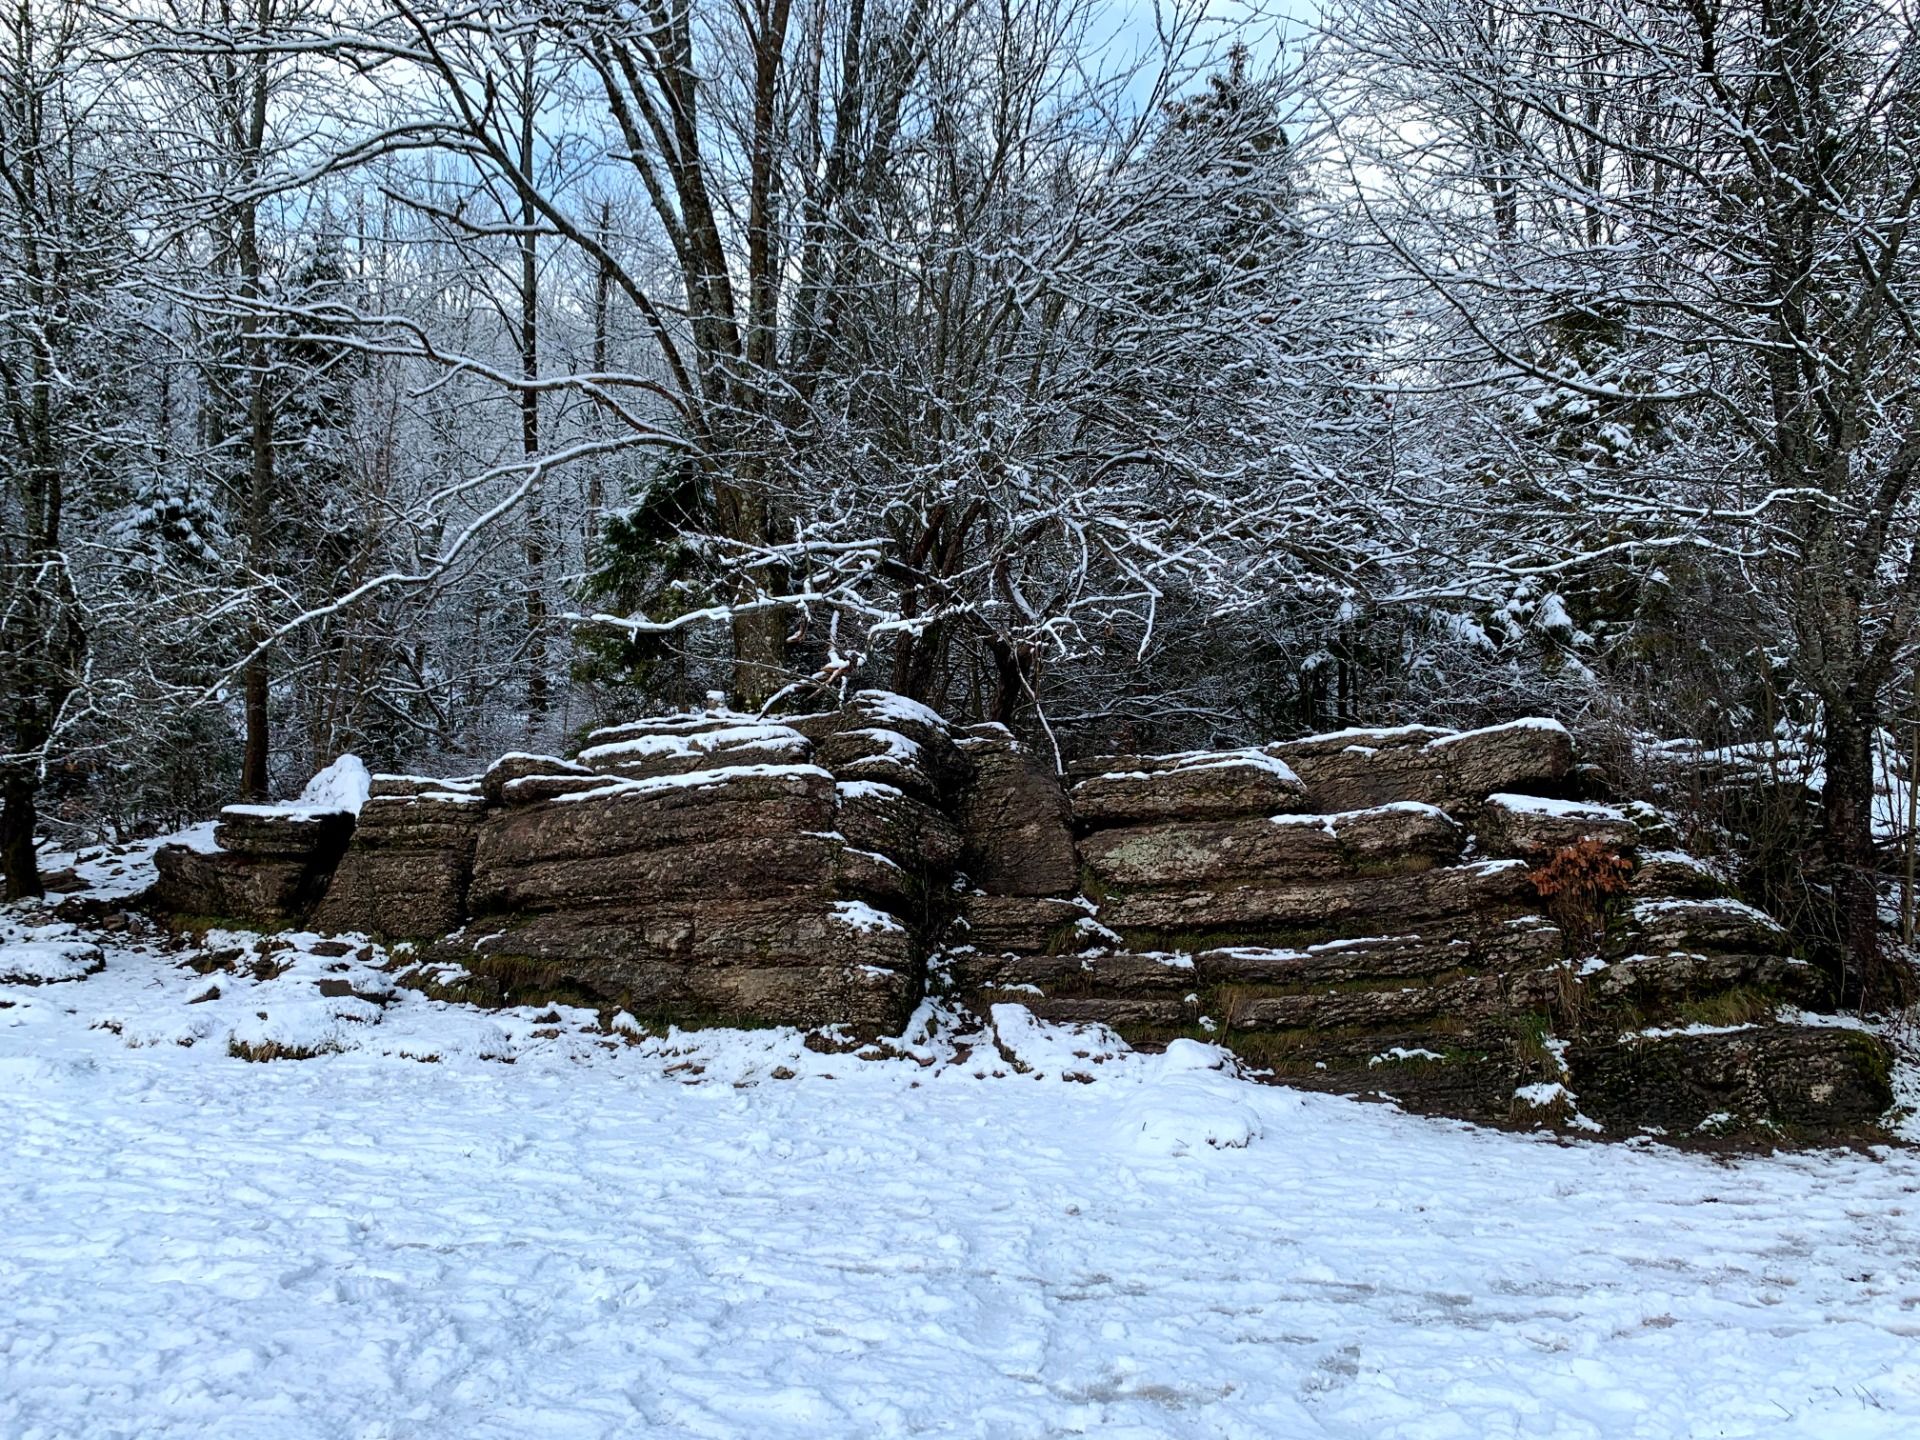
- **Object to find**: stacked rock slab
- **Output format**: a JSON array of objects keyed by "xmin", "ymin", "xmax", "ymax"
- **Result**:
[
  {"xmin": 306, "ymin": 774, "xmax": 486, "ymax": 938},
  {"xmin": 425, "ymin": 695, "xmax": 985, "ymax": 1033},
  {"xmin": 151, "ymin": 805, "xmax": 355, "ymax": 924},
  {"xmin": 147, "ymin": 692, "xmax": 979, "ymax": 1035},
  {"xmin": 953, "ymin": 721, "xmax": 1893, "ymax": 1139},
  {"xmin": 943, "ymin": 723, "xmax": 1094, "ymax": 973},
  {"xmin": 142, "ymin": 698, "xmax": 1894, "ymax": 1138}
]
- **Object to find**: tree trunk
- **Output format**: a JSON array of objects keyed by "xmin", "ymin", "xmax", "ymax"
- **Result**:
[
  {"xmin": 715, "ymin": 479, "xmax": 785, "ymax": 708},
  {"xmin": 517, "ymin": 34, "xmax": 548, "ymax": 722},
  {"xmin": 1820, "ymin": 703, "xmax": 1882, "ymax": 1006},
  {"xmin": 0, "ymin": 774, "xmax": 41, "ymax": 901},
  {"xmin": 237, "ymin": 33, "xmax": 274, "ymax": 803},
  {"xmin": 987, "ymin": 636, "xmax": 1035, "ymax": 726},
  {"xmin": 241, "ymin": 660, "xmax": 270, "ymax": 800},
  {"xmin": 731, "ymin": 606, "xmax": 788, "ymax": 710}
]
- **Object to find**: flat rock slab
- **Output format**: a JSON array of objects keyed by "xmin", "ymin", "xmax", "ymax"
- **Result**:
[
  {"xmin": 470, "ymin": 765, "xmax": 839, "ymax": 910},
  {"xmin": 1271, "ymin": 719, "xmax": 1574, "ymax": 813},
  {"xmin": 1082, "ymin": 801, "xmax": 1464, "ymax": 890},
  {"xmin": 835, "ymin": 781, "xmax": 963, "ymax": 872},
  {"xmin": 577, "ymin": 722, "xmax": 812, "ymax": 780},
  {"xmin": 212, "ymin": 808, "xmax": 355, "ymax": 860},
  {"xmin": 449, "ymin": 898, "xmax": 918, "ymax": 1032},
  {"xmin": 1479, "ymin": 793, "xmax": 1638, "ymax": 857},
  {"xmin": 1070, "ymin": 750, "xmax": 1308, "ymax": 827},
  {"xmin": 1620, "ymin": 897, "xmax": 1789, "ymax": 956},
  {"xmin": 951, "ymin": 894, "xmax": 1094, "ymax": 956},
  {"xmin": 150, "ymin": 846, "xmax": 334, "ymax": 924},
  {"xmin": 483, "ymin": 753, "xmax": 595, "ymax": 806},
  {"xmin": 1096, "ymin": 859, "xmax": 1536, "ymax": 938}
]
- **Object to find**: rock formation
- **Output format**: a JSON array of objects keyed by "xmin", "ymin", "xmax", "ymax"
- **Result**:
[{"xmin": 146, "ymin": 695, "xmax": 1895, "ymax": 1141}]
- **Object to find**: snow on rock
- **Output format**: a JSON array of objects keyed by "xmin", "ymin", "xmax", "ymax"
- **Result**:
[
  {"xmin": 167, "ymin": 820, "xmax": 221, "ymax": 855},
  {"xmin": 215, "ymin": 755, "xmax": 371, "ymax": 825},
  {"xmin": 297, "ymin": 753, "xmax": 372, "ymax": 815},
  {"xmin": 0, "ymin": 937, "xmax": 104, "ymax": 984},
  {"xmin": 987, "ymin": 1001, "xmax": 1129, "ymax": 1078},
  {"xmin": 848, "ymin": 689, "xmax": 950, "ymax": 734},
  {"xmin": 827, "ymin": 899, "xmax": 905, "ymax": 935},
  {"xmin": 35, "ymin": 826, "xmax": 213, "ymax": 900},
  {"xmin": 1486, "ymin": 791, "xmax": 1628, "ymax": 820},
  {"xmin": 1481, "ymin": 791, "xmax": 1639, "ymax": 857}
]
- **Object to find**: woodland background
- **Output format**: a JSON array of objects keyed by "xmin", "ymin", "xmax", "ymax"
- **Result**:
[{"xmin": 5, "ymin": 0, "xmax": 1919, "ymax": 1000}]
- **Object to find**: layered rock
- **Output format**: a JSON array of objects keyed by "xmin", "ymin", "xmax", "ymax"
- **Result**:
[
  {"xmin": 1268, "ymin": 719, "xmax": 1575, "ymax": 814},
  {"xmin": 1069, "ymin": 749, "xmax": 1308, "ymax": 826},
  {"xmin": 577, "ymin": 721, "xmax": 812, "ymax": 780},
  {"xmin": 310, "ymin": 778, "xmax": 486, "ymax": 939},
  {"xmin": 954, "ymin": 725, "xmax": 1079, "ymax": 896},
  {"xmin": 952, "ymin": 722, "xmax": 1892, "ymax": 1140},
  {"xmin": 138, "ymin": 699, "xmax": 1894, "ymax": 1141},
  {"xmin": 151, "ymin": 805, "xmax": 355, "ymax": 923},
  {"xmin": 1477, "ymin": 793, "xmax": 1639, "ymax": 859}
]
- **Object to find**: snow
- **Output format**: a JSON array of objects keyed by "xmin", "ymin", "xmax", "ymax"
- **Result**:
[
  {"xmin": 1370, "ymin": 1046, "xmax": 1445, "ymax": 1066},
  {"xmin": 851, "ymin": 690, "xmax": 950, "ymax": 733},
  {"xmin": 839, "ymin": 726, "xmax": 924, "ymax": 763},
  {"xmin": 577, "ymin": 722, "xmax": 804, "ymax": 767},
  {"xmin": 373, "ymin": 773, "xmax": 483, "ymax": 792},
  {"xmin": 1486, "ymin": 792, "xmax": 1630, "ymax": 821},
  {"xmin": 219, "ymin": 802, "xmax": 329, "ymax": 822},
  {"xmin": 1631, "ymin": 896, "xmax": 1787, "ymax": 933},
  {"xmin": 1428, "ymin": 716, "xmax": 1574, "ymax": 749},
  {"xmin": 1088, "ymin": 748, "xmax": 1303, "ymax": 783},
  {"xmin": 3, "ymin": 910, "xmax": 1920, "ymax": 1437},
  {"xmin": 1269, "ymin": 800, "xmax": 1459, "ymax": 831},
  {"xmin": 36, "ymin": 825, "xmax": 213, "ymax": 899},
  {"xmin": 168, "ymin": 820, "xmax": 221, "ymax": 855},
  {"xmin": 1276, "ymin": 723, "xmax": 1449, "ymax": 749},
  {"xmin": 219, "ymin": 755, "xmax": 372, "ymax": 823},
  {"xmin": 298, "ymin": 754, "xmax": 372, "ymax": 815},
  {"xmin": 0, "ymin": 935, "xmax": 104, "ymax": 984},
  {"xmin": 549, "ymin": 762, "xmax": 835, "ymax": 803},
  {"xmin": 583, "ymin": 709, "xmax": 764, "ymax": 746},
  {"xmin": 987, "ymin": 1002, "xmax": 1132, "ymax": 1078},
  {"xmin": 827, "ymin": 899, "xmax": 905, "ymax": 934},
  {"xmin": 1639, "ymin": 847, "xmax": 1719, "ymax": 876},
  {"xmin": 834, "ymin": 779, "xmax": 906, "ymax": 802}
]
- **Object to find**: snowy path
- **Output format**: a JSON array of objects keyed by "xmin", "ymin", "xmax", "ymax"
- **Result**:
[{"xmin": 3, "ymin": 926, "xmax": 1919, "ymax": 1438}]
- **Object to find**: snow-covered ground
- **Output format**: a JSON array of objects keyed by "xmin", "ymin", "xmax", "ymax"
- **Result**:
[{"xmin": 4, "ymin": 883, "xmax": 1920, "ymax": 1438}]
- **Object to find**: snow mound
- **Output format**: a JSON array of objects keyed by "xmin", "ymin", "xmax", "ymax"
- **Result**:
[
  {"xmin": 1116, "ymin": 1040, "xmax": 1269, "ymax": 1155},
  {"xmin": 0, "ymin": 939, "xmax": 105, "ymax": 985},
  {"xmin": 220, "ymin": 756, "xmax": 372, "ymax": 822},
  {"xmin": 297, "ymin": 753, "xmax": 371, "ymax": 815}
]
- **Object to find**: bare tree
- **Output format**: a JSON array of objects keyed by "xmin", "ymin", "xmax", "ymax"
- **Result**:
[{"xmin": 1327, "ymin": 0, "xmax": 1920, "ymax": 999}]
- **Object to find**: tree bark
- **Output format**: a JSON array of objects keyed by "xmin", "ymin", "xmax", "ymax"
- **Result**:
[
  {"xmin": 1820, "ymin": 702, "xmax": 1882, "ymax": 1006},
  {"xmin": 731, "ymin": 605, "xmax": 789, "ymax": 710},
  {"xmin": 0, "ymin": 774, "xmax": 41, "ymax": 901},
  {"xmin": 241, "ymin": 660, "xmax": 270, "ymax": 800},
  {"xmin": 987, "ymin": 636, "xmax": 1036, "ymax": 726},
  {"xmin": 236, "ymin": 13, "xmax": 275, "ymax": 801},
  {"xmin": 517, "ymin": 33, "xmax": 548, "ymax": 722}
]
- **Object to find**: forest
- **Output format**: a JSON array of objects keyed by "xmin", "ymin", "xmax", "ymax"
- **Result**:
[{"xmin": 5, "ymin": 0, "xmax": 1920, "ymax": 1008}]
